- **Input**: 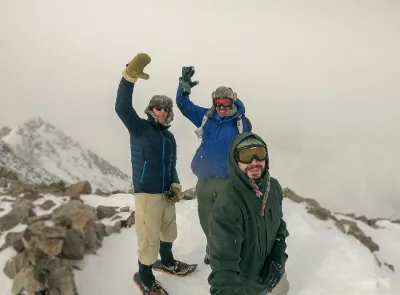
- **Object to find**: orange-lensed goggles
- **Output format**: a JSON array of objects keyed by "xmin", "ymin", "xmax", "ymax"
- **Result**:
[
  {"xmin": 214, "ymin": 98, "xmax": 232, "ymax": 108},
  {"xmin": 235, "ymin": 146, "xmax": 268, "ymax": 164}
]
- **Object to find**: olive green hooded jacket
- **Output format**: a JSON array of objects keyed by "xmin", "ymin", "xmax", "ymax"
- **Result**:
[{"xmin": 208, "ymin": 132, "xmax": 288, "ymax": 295}]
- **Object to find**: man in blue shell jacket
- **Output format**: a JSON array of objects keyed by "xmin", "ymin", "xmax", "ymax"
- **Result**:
[
  {"xmin": 175, "ymin": 66, "xmax": 252, "ymax": 264},
  {"xmin": 115, "ymin": 53, "xmax": 192, "ymax": 295}
]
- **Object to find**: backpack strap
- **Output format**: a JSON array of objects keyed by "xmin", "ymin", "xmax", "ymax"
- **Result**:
[
  {"xmin": 195, "ymin": 113, "xmax": 245, "ymax": 138},
  {"xmin": 194, "ymin": 114, "xmax": 209, "ymax": 138},
  {"xmin": 237, "ymin": 114, "xmax": 244, "ymax": 134}
]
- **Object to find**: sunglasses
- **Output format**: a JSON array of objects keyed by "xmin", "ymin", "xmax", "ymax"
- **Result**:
[
  {"xmin": 214, "ymin": 98, "xmax": 232, "ymax": 108},
  {"xmin": 155, "ymin": 105, "xmax": 170, "ymax": 112},
  {"xmin": 235, "ymin": 146, "xmax": 268, "ymax": 164}
]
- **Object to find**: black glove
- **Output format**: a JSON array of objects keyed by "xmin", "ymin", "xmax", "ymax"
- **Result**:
[
  {"xmin": 260, "ymin": 238, "xmax": 288, "ymax": 289},
  {"xmin": 179, "ymin": 66, "xmax": 199, "ymax": 96}
]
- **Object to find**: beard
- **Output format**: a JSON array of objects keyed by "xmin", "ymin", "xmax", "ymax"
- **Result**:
[{"xmin": 245, "ymin": 164, "xmax": 264, "ymax": 180}]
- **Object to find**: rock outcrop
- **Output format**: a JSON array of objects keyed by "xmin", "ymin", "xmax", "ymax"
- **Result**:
[
  {"xmin": 0, "ymin": 179, "xmax": 129, "ymax": 295},
  {"xmin": 282, "ymin": 187, "xmax": 395, "ymax": 272}
]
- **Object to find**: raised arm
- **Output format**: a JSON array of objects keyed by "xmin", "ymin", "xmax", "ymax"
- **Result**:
[
  {"xmin": 115, "ymin": 53, "xmax": 151, "ymax": 136},
  {"xmin": 115, "ymin": 78, "xmax": 147, "ymax": 136},
  {"xmin": 176, "ymin": 85, "xmax": 208, "ymax": 127},
  {"xmin": 208, "ymin": 201, "xmax": 246, "ymax": 295}
]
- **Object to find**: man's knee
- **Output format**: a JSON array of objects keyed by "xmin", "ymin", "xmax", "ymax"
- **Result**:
[
  {"xmin": 161, "ymin": 206, "xmax": 177, "ymax": 242},
  {"xmin": 137, "ymin": 236, "xmax": 160, "ymax": 265}
]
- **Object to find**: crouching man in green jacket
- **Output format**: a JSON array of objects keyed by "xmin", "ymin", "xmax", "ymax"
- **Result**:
[{"xmin": 208, "ymin": 132, "xmax": 290, "ymax": 295}]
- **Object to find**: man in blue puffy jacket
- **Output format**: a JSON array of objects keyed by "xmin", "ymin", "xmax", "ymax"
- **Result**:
[
  {"xmin": 115, "ymin": 53, "xmax": 193, "ymax": 295},
  {"xmin": 175, "ymin": 66, "xmax": 252, "ymax": 264}
]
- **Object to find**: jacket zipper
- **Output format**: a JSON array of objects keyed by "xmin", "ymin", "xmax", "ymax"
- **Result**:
[
  {"xmin": 161, "ymin": 134, "xmax": 166, "ymax": 192},
  {"xmin": 140, "ymin": 161, "xmax": 147, "ymax": 184}
]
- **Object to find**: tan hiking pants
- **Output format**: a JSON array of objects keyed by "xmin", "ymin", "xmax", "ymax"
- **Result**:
[
  {"xmin": 268, "ymin": 272, "xmax": 290, "ymax": 295},
  {"xmin": 135, "ymin": 193, "xmax": 177, "ymax": 265}
]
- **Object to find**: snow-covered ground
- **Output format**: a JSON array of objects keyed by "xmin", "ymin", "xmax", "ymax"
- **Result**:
[{"xmin": 1, "ymin": 192, "xmax": 399, "ymax": 295}]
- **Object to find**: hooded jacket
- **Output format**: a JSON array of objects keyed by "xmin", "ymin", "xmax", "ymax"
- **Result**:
[
  {"xmin": 115, "ymin": 77, "xmax": 179, "ymax": 194},
  {"xmin": 208, "ymin": 132, "xmax": 288, "ymax": 295},
  {"xmin": 175, "ymin": 86, "xmax": 251, "ymax": 180}
]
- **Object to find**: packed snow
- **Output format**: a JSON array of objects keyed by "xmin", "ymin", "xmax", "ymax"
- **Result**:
[
  {"xmin": 2, "ymin": 117, "xmax": 131, "ymax": 191},
  {"xmin": 0, "ymin": 192, "xmax": 399, "ymax": 295}
]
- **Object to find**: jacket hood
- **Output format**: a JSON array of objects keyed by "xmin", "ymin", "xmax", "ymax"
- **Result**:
[{"xmin": 228, "ymin": 132, "xmax": 269, "ymax": 194}]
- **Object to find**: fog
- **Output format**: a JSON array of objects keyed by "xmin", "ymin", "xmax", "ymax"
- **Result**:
[{"xmin": 1, "ymin": 0, "xmax": 399, "ymax": 218}]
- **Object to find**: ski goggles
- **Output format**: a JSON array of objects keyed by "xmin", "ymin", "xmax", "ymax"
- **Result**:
[
  {"xmin": 235, "ymin": 146, "xmax": 268, "ymax": 164},
  {"xmin": 155, "ymin": 105, "xmax": 171, "ymax": 112},
  {"xmin": 214, "ymin": 98, "xmax": 232, "ymax": 108}
]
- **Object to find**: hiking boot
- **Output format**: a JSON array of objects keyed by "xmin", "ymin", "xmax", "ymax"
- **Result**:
[
  {"xmin": 134, "ymin": 272, "xmax": 166, "ymax": 295},
  {"xmin": 161, "ymin": 259, "xmax": 192, "ymax": 275},
  {"xmin": 204, "ymin": 253, "xmax": 210, "ymax": 265}
]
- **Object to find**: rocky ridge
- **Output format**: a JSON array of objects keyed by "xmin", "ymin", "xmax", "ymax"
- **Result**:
[
  {"xmin": 0, "ymin": 179, "xmax": 134, "ymax": 295},
  {"xmin": 283, "ymin": 187, "xmax": 397, "ymax": 272}
]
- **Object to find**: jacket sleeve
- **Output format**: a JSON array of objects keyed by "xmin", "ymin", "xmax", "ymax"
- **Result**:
[
  {"xmin": 175, "ymin": 85, "xmax": 208, "ymax": 127},
  {"xmin": 115, "ymin": 77, "xmax": 147, "ymax": 136},
  {"xmin": 171, "ymin": 134, "xmax": 180, "ymax": 185},
  {"xmin": 208, "ymin": 201, "xmax": 246, "ymax": 295}
]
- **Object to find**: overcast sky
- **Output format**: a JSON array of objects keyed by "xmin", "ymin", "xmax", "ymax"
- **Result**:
[{"xmin": 1, "ymin": 0, "xmax": 399, "ymax": 217}]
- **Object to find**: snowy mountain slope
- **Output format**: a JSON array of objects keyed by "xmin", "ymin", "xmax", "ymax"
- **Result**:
[
  {"xmin": 1, "ymin": 117, "xmax": 131, "ymax": 192},
  {"xmin": 1, "ymin": 192, "xmax": 398, "ymax": 295},
  {"xmin": 0, "ymin": 139, "xmax": 63, "ymax": 184}
]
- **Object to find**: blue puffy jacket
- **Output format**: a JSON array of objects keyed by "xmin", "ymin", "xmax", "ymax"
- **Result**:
[
  {"xmin": 115, "ymin": 78, "xmax": 179, "ymax": 194},
  {"xmin": 176, "ymin": 86, "xmax": 251, "ymax": 179}
]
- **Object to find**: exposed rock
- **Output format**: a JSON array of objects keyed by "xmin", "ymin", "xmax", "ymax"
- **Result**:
[
  {"xmin": 0, "ymin": 178, "xmax": 7, "ymax": 188},
  {"xmin": 0, "ymin": 231, "xmax": 25, "ymax": 253},
  {"xmin": 64, "ymin": 181, "xmax": 92, "ymax": 198},
  {"xmin": 3, "ymin": 250, "xmax": 30, "ymax": 279},
  {"xmin": 182, "ymin": 187, "xmax": 197, "ymax": 200},
  {"xmin": 1, "ymin": 180, "xmax": 123, "ymax": 295},
  {"xmin": 111, "ymin": 215, "xmax": 122, "ymax": 221},
  {"xmin": 61, "ymin": 228, "xmax": 85, "ymax": 260},
  {"xmin": 96, "ymin": 205, "xmax": 118, "ymax": 219},
  {"xmin": 94, "ymin": 188, "xmax": 108, "ymax": 196},
  {"xmin": 23, "ymin": 220, "xmax": 45, "ymax": 243},
  {"xmin": 0, "ymin": 167, "xmax": 19, "ymax": 181},
  {"xmin": 27, "ymin": 213, "xmax": 52, "ymax": 225},
  {"xmin": 11, "ymin": 258, "xmax": 78, "ymax": 295},
  {"xmin": 0, "ymin": 199, "xmax": 35, "ymax": 231},
  {"xmin": 113, "ymin": 220, "xmax": 121, "ymax": 233},
  {"xmin": 51, "ymin": 199, "xmax": 95, "ymax": 227},
  {"xmin": 121, "ymin": 211, "xmax": 135, "ymax": 228},
  {"xmin": 384, "ymin": 262, "xmax": 395, "ymax": 272},
  {"xmin": 282, "ymin": 187, "xmax": 394, "ymax": 269},
  {"xmin": 22, "ymin": 189, "xmax": 44, "ymax": 202},
  {"xmin": 40, "ymin": 200, "xmax": 57, "ymax": 211},
  {"xmin": 338, "ymin": 219, "xmax": 379, "ymax": 252},
  {"xmin": 119, "ymin": 206, "xmax": 130, "ymax": 212}
]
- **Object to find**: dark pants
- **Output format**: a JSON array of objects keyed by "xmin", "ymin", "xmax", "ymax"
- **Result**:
[
  {"xmin": 139, "ymin": 241, "xmax": 173, "ymax": 287},
  {"xmin": 196, "ymin": 177, "xmax": 230, "ymax": 255}
]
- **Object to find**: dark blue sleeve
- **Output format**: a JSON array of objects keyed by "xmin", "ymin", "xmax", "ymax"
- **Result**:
[
  {"xmin": 115, "ymin": 77, "xmax": 147, "ymax": 137},
  {"xmin": 175, "ymin": 85, "xmax": 208, "ymax": 127}
]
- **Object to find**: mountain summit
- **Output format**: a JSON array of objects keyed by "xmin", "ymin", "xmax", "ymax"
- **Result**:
[{"xmin": 1, "ymin": 117, "xmax": 131, "ymax": 191}]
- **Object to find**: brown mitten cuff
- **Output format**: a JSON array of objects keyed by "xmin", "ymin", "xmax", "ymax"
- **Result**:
[{"xmin": 122, "ymin": 69, "xmax": 138, "ymax": 83}]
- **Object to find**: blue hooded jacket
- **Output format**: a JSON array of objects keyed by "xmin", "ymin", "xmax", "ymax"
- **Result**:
[{"xmin": 176, "ymin": 86, "xmax": 252, "ymax": 179}]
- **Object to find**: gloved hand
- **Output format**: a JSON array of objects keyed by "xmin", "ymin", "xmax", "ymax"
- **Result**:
[
  {"xmin": 165, "ymin": 183, "xmax": 183, "ymax": 205},
  {"xmin": 123, "ymin": 53, "xmax": 151, "ymax": 83},
  {"xmin": 179, "ymin": 66, "xmax": 199, "ymax": 96},
  {"xmin": 260, "ymin": 238, "xmax": 288, "ymax": 289}
]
